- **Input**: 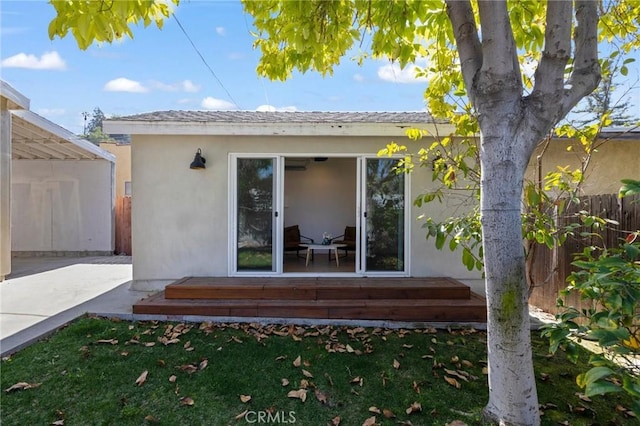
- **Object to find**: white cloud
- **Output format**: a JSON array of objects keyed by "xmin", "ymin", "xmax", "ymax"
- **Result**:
[
  {"xmin": 1, "ymin": 51, "xmax": 66, "ymax": 70},
  {"xmin": 377, "ymin": 63, "xmax": 428, "ymax": 84},
  {"xmin": 181, "ymin": 80, "xmax": 200, "ymax": 93},
  {"xmin": 216, "ymin": 26, "xmax": 226, "ymax": 36},
  {"xmin": 201, "ymin": 96, "xmax": 237, "ymax": 110},
  {"xmin": 104, "ymin": 78, "xmax": 149, "ymax": 93},
  {"xmin": 255, "ymin": 105, "xmax": 298, "ymax": 112},
  {"xmin": 353, "ymin": 73, "xmax": 365, "ymax": 82},
  {"xmin": 150, "ymin": 79, "xmax": 201, "ymax": 93}
]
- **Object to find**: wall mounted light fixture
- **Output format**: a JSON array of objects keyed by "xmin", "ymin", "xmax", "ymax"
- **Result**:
[{"xmin": 190, "ymin": 148, "xmax": 206, "ymax": 170}]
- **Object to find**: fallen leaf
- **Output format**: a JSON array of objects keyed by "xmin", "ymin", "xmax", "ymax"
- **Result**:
[
  {"xmin": 314, "ymin": 388, "xmax": 327, "ymax": 404},
  {"xmin": 135, "ymin": 370, "xmax": 148, "ymax": 386},
  {"xmin": 169, "ymin": 375, "xmax": 177, "ymax": 383},
  {"xmin": 51, "ymin": 420, "xmax": 64, "ymax": 425},
  {"xmin": 346, "ymin": 344, "xmax": 355, "ymax": 353},
  {"xmin": 444, "ymin": 376, "xmax": 461, "ymax": 389},
  {"xmin": 281, "ymin": 378, "xmax": 290, "ymax": 386},
  {"xmin": 351, "ymin": 376, "xmax": 364, "ymax": 386},
  {"xmin": 403, "ymin": 344, "xmax": 414, "ymax": 349},
  {"xmin": 235, "ymin": 410, "xmax": 248, "ymax": 420},
  {"xmin": 331, "ymin": 415, "xmax": 341, "ymax": 425},
  {"xmin": 393, "ymin": 359, "xmax": 400, "ymax": 369},
  {"xmin": 231, "ymin": 336, "xmax": 243, "ymax": 344},
  {"xmin": 406, "ymin": 401, "xmax": 422, "ymax": 414},
  {"xmin": 302, "ymin": 369, "xmax": 314, "ymax": 378},
  {"xmin": 177, "ymin": 364, "xmax": 198, "ymax": 374},
  {"xmin": 179, "ymin": 396, "xmax": 194, "ymax": 406},
  {"xmin": 293, "ymin": 355, "xmax": 302, "ymax": 367},
  {"xmin": 482, "ymin": 367, "xmax": 489, "ymax": 375},
  {"xmin": 96, "ymin": 339, "xmax": 118, "ymax": 345},
  {"xmin": 369, "ymin": 406, "xmax": 381, "ymax": 414},
  {"xmin": 461, "ymin": 360, "xmax": 473, "ymax": 368},
  {"xmin": 300, "ymin": 379, "xmax": 309, "ymax": 389},
  {"xmin": 362, "ymin": 416, "xmax": 377, "ymax": 426},
  {"xmin": 383, "ymin": 408, "xmax": 395, "ymax": 418},
  {"xmin": 4, "ymin": 382, "xmax": 41, "ymax": 392},
  {"xmin": 575, "ymin": 392, "xmax": 592, "ymax": 402},
  {"xmin": 412, "ymin": 381, "xmax": 421, "ymax": 394},
  {"xmin": 444, "ymin": 368, "xmax": 469, "ymax": 382},
  {"xmin": 143, "ymin": 415, "xmax": 159, "ymax": 423},
  {"xmin": 287, "ymin": 389, "xmax": 307, "ymax": 402},
  {"xmin": 240, "ymin": 395, "xmax": 251, "ymax": 403},
  {"xmin": 198, "ymin": 359, "xmax": 208, "ymax": 370},
  {"xmin": 446, "ymin": 421, "xmax": 467, "ymax": 426},
  {"xmin": 275, "ymin": 355, "xmax": 286, "ymax": 361}
]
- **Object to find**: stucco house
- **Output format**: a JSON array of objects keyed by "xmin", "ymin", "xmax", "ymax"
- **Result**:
[
  {"xmin": 0, "ymin": 81, "xmax": 115, "ymax": 280},
  {"xmin": 104, "ymin": 111, "xmax": 637, "ymax": 322}
]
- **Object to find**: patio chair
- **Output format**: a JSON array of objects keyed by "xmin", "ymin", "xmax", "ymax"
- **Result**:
[
  {"xmin": 283, "ymin": 225, "xmax": 314, "ymax": 258},
  {"xmin": 330, "ymin": 226, "xmax": 357, "ymax": 258}
]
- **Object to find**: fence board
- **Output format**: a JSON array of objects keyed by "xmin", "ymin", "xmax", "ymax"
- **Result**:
[
  {"xmin": 529, "ymin": 193, "xmax": 639, "ymax": 315},
  {"xmin": 115, "ymin": 196, "xmax": 132, "ymax": 255}
]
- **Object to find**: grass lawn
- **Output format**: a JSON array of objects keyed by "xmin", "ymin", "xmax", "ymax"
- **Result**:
[{"xmin": 1, "ymin": 316, "xmax": 635, "ymax": 425}]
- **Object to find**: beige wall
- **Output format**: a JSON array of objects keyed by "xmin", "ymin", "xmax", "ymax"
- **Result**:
[
  {"xmin": 525, "ymin": 138, "xmax": 638, "ymax": 195},
  {"xmin": 100, "ymin": 142, "xmax": 131, "ymax": 198},
  {"xmin": 131, "ymin": 134, "xmax": 480, "ymax": 289},
  {"xmin": 12, "ymin": 159, "xmax": 114, "ymax": 253}
]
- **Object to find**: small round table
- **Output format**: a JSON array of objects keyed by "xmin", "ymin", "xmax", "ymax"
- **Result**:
[{"xmin": 299, "ymin": 243, "xmax": 347, "ymax": 267}]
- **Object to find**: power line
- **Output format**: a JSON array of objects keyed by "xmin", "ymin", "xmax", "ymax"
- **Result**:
[{"xmin": 173, "ymin": 14, "xmax": 242, "ymax": 110}]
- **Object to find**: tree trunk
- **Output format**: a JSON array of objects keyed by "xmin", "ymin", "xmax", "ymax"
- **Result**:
[{"xmin": 480, "ymin": 121, "xmax": 540, "ymax": 426}]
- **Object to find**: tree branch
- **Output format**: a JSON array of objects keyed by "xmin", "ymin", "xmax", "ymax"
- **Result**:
[
  {"xmin": 561, "ymin": 0, "xmax": 601, "ymax": 116},
  {"xmin": 445, "ymin": 0, "xmax": 482, "ymax": 105},
  {"xmin": 476, "ymin": 0, "xmax": 520, "ymax": 84},
  {"xmin": 531, "ymin": 1, "xmax": 573, "ymax": 103}
]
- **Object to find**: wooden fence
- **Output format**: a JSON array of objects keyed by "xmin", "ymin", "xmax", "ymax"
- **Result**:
[
  {"xmin": 115, "ymin": 196, "xmax": 132, "ymax": 255},
  {"xmin": 529, "ymin": 193, "xmax": 640, "ymax": 315}
]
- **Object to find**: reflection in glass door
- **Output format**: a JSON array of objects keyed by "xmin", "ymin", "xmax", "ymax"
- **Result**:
[
  {"xmin": 363, "ymin": 158, "xmax": 406, "ymax": 272},
  {"xmin": 235, "ymin": 158, "xmax": 277, "ymax": 272}
]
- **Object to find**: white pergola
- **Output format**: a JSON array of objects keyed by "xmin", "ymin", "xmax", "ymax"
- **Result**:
[{"xmin": 0, "ymin": 80, "xmax": 114, "ymax": 280}]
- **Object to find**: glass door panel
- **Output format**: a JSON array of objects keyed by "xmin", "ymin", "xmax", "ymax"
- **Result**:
[
  {"xmin": 363, "ymin": 158, "xmax": 406, "ymax": 272},
  {"xmin": 236, "ymin": 158, "xmax": 276, "ymax": 271}
]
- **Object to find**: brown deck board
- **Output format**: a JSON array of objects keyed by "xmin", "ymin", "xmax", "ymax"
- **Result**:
[{"xmin": 164, "ymin": 276, "xmax": 471, "ymax": 300}]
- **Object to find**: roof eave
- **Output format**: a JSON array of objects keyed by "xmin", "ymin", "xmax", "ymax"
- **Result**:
[
  {"xmin": 0, "ymin": 80, "xmax": 30, "ymax": 110},
  {"xmin": 12, "ymin": 110, "xmax": 115, "ymax": 162},
  {"xmin": 104, "ymin": 120, "xmax": 456, "ymax": 137}
]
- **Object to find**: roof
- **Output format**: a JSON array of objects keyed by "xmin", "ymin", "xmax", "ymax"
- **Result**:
[
  {"xmin": 111, "ymin": 110, "xmax": 433, "ymax": 123},
  {"xmin": 2, "ymin": 80, "xmax": 114, "ymax": 161},
  {"xmin": 0, "ymin": 80, "xmax": 29, "ymax": 110},
  {"xmin": 10, "ymin": 110, "xmax": 115, "ymax": 161},
  {"xmin": 104, "ymin": 110, "xmax": 451, "ymax": 137}
]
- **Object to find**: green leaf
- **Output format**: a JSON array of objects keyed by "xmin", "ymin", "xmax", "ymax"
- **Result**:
[{"xmin": 576, "ymin": 366, "xmax": 615, "ymax": 389}]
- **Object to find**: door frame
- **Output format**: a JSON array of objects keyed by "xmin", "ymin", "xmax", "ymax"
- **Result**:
[{"xmin": 229, "ymin": 153, "xmax": 410, "ymax": 277}]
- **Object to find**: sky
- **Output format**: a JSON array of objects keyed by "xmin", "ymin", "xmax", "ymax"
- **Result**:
[
  {"xmin": 0, "ymin": 0, "xmax": 431, "ymax": 135},
  {"xmin": 1, "ymin": 1, "xmax": 638, "ymax": 136}
]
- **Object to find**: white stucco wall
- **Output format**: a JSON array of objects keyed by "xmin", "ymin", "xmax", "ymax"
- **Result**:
[
  {"xmin": 11, "ymin": 159, "xmax": 114, "ymax": 253},
  {"xmin": 131, "ymin": 134, "xmax": 481, "ymax": 288}
]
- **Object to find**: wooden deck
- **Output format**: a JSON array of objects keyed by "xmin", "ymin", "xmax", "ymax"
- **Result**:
[{"xmin": 133, "ymin": 277, "xmax": 487, "ymax": 323}]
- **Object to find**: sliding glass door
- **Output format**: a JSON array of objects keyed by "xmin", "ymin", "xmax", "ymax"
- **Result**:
[
  {"xmin": 233, "ymin": 157, "xmax": 279, "ymax": 273},
  {"xmin": 361, "ymin": 157, "xmax": 407, "ymax": 273}
]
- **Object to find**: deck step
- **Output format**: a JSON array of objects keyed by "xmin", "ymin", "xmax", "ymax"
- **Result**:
[
  {"xmin": 164, "ymin": 277, "xmax": 471, "ymax": 300},
  {"xmin": 133, "ymin": 292, "xmax": 487, "ymax": 322}
]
